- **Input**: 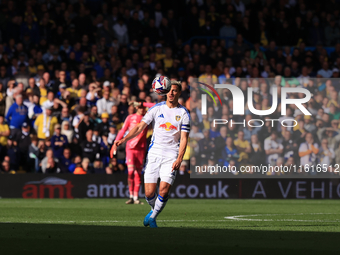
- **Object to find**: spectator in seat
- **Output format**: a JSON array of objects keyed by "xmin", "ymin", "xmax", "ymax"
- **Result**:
[
  {"xmin": 6, "ymin": 94, "xmax": 28, "ymax": 134},
  {"xmin": 317, "ymin": 62, "xmax": 333, "ymax": 78},
  {"xmin": 113, "ymin": 18, "xmax": 129, "ymax": 45},
  {"xmin": 106, "ymin": 157, "xmax": 120, "ymax": 174},
  {"xmin": 28, "ymin": 135, "xmax": 39, "ymax": 172},
  {"xmin": 15, "ymin": 122, "xmax": 31, "ymax": 172},
  {"xmin": 66, "ymin": 78, "xmax": 81, "ymax": 99},
  {"xmin": 59, "ymin": 107, "xmax": 72, "ymax": 124},
  {"xmin": 118, "ymin": 94, "xmax": 129, "ymax": 121},
  {"xmin": 78, "ymin": 111, "xmax": 94, "ymax": 143},
  {"xmin": 28, "ymin": 94, "xmax": 43, "ymax": 126},
  {"xmin": 91, "ymin": 159, "xmax": 105, "ymax": 174},
  {"xmin": 249, "ymin": 134, "xmax": 265, "ymax": 166},
  {"xmin": 45, "ymin": 157, "xmax": 62, "ymax": 173},
  {"xmin": 38, "ymin": 78, "xmax": 48, "ymax": 105},
  {"xmin": 221, "ymin": 137, "xmax": 239, "ymax": 167},
  {"xmin": 0, "ymin": 66, "xmax": 10, "ymax": 91},
  {"xmin": 97, "ymin": 91, "xmax": 114, "ymax": 115},
  {"xmin": 298, "ymin": 132, "xmax": 319, "ymax": 168},
  {"xmin": 51, "ymin": 123, "xmax": 68, "ymax": 159},
  {"xmin": 34, "ymin": 105, "xmax": 58, "ymax": 140},
  {"xmin": 198, "ymin": 129, "xmax": 214, "ymax": 165},
  {"xmin": 41, "ymin": 149, "xmax": 59, "ymax": 173},
  {"xmin": 6, "ymin": 136, "xmax": 20, "ymax": 171},
  {"xmin": 81, "ymin": 129, "xmax": 100, "ymax": 162},
  {"xmin": 60, "ymin": 147, "xmax": 72, "ymax": 173},
  {"xmin": 69, "ymin": 135, "xmax": 82, "ymax": 158},
  {"xmin": 264, "ymin": 131, "xmax": 284, "ymax": 165},
  {"xmin": 74, "ymin": 157, "xmax": 91, "ymax": 174},
  {"xmin": 26, "ymin": 77, "xmax": 40, "ymax": 96},
  {"xmin": 219, "ymin": 18, "xmax": 237, "ymax": 46},
  {"xmin": 61, "ymin": 120, "xmax": 74, "ymax": 143},
  {"xmin": 234, "ymin": 130, "xmax": 251, "ymax": 163},
  {"xmin": 319, "ymin": 138, "xmax": 335, "ymax": 169},
  {"xmin": 0, "ymin": 115, "xmax": 10, "ymax": 161},
  {"xmin": 14, "ymin": 63, "xmax": 29, "ymax": 88},
  {"xmin": 1, "ymin": 159, "xmax": 15, "ymax": 174},
  {"xmin": 282, "ymin": 131, "xmax": 298, "ymax": 161}
]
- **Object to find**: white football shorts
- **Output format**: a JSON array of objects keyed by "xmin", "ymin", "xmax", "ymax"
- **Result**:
[{"xmin": 144, "ymin": 151, "xmax": 178, "ymax": 185}]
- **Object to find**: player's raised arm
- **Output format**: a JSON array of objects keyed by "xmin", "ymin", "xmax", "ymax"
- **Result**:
[
  {"xmin": 118, "ymin": 121, "xmax": 148, "ymax": 145},
  {"xmin": 130, "ymin": 101, "xmax": 156, "ymax": 108},
  {"xmin": 110, "ymin": 121, "xmax": 148, "ymax": 158},
  {"xmin": 172, "ymin": 131, "xmax": 189, "ymax": 171},
  {"xmin": 110, "ymin": 116, "xmax": 130, "ymax": 158}
]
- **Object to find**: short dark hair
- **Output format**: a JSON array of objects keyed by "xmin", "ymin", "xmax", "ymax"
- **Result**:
[{"xmin": 171, "ymin": 80, "xmax": 182, "ymax": 92}]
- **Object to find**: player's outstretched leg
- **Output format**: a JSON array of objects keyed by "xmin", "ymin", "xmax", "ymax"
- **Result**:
[
  {"xmin": 126, "ymin": 167, "xmax": 134, "ymax": 204},
  {"xmin": 148, "ymin": 182, "xmax": 171, "ymax": 228},
  {"xmin": 145, "ymin": 193, "xmax": 157, "ymax": 210},
  {"xmin": 143, "ymin": 209, "xmax": 154, "ymax": 227},
  {"xmin": 144, "ymin": 183, "xmax": 157, "ymax": 227}
]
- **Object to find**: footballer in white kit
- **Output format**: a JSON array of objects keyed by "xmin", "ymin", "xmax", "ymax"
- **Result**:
[{"xmin": 113, "ymin": 81, "xmax": 190, "ymax": 228}]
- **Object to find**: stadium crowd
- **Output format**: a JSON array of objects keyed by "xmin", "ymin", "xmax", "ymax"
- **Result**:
[
  {"xmin": 0, "ymin": 0, "xmax": 339, "ymax": 174},
  {"xmin": 190, "ymin": 77, "xmax": 340, "ymax": 175}
]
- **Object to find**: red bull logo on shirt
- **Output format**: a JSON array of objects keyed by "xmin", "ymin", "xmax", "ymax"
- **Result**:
[{"xmin": 159, "ymin": 122, "xmax": 177, "ymax": 131}]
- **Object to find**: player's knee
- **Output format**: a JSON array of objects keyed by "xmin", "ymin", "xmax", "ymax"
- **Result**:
[
  {"xmin": 134, "ymin": 172, "xmax": 141, "ymax": 183},
  {"xmin": 145, "ymin": 191, "xmax": 155, "ymax": 198},
  {"xmin": 158, "ymin": 187, "xmax": 170, "ymax": 198},
  {"xmin": 128, "ymin": 170, "xmax": 134, "ymax": 179}
]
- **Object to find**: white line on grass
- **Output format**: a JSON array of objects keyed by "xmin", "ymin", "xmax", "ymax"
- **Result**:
[
  {"xmin": 1, "ymin": 213, "xmax": 339, "ymax": 224},
  {"xmin": 225, "ymin": 213, "xmax": 340, "ymax": 222}
]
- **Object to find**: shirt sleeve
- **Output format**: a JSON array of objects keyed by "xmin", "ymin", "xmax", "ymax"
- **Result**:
[
  {"xmin": 51, "ymin": 117, "xmax": 58, "ymax": 130},
  {"xmin": 299, "ymin": 143, "xmax": 307, "ymax": 153},
  {"xmin": 143, "ymin": 102, "xmax": 156, "ymax": 108},
  {"xmin": 50, "ymin": 136, "xmax": 56, "ymax": 147},
  {"xmin": 5, "ymin": 105, "xmax": 12, "ymax": 122},
  {"xmin": 181, "ymin": 110, "xmax": 190, "ymax": 133},
  {"xmin": 142, "ymin": 105, "xmax": 157, "ymax": 125},
  {"xmin": 264, "ymin": 138, "xmax": 270, "ymax": 150},
  {"xmin": 181, "ymin": 113, "xmax": 190, "ymax": 132},
  {"xmin": 34, "ymin": 115, "xmax": 41, "ymax": 128},
  {"xmin": 116, "ymin": 115, "xmax": 130, "ymax": 141},
  {"xmin": 72, "ymin": 116, "xmax": 79, "ymax": 127},
  {"xmin": 63, "ymin": 135, "xmax": 68, "ymax": 146}
]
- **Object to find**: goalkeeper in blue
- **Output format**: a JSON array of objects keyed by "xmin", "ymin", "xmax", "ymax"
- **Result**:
[{"xmin": 112, "ymin": 81, "xmax": 190, "ymax": 228}]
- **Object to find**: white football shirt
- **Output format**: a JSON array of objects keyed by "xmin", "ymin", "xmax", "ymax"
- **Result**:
[{"xmin": 142, "ymin": 102, "xmax": 190, "ymax": 153}]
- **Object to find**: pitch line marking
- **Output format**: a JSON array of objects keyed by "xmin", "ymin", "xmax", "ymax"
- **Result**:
[
  {"xmin": 1, "ymin": 213, "xmax": 340, "ymax": 224},
  {"xmin": 224, "ymin": 213, "xmax": 340, "ymax": 222}
]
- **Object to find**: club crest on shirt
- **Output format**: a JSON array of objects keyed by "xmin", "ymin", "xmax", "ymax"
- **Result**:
[{"xmin": 175, "ymin": 115, "xmax": 181, "ymax": 121}]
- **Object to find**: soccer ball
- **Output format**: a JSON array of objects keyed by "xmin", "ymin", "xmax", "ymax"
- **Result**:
[{"xmin": 152, "ymin": 76, "xmax": 171, "ymax": 95}]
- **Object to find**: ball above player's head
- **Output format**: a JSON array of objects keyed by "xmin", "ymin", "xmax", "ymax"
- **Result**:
[{"xmin": 152, "ymin": 76, "xmax": 171, "ymax": 96}]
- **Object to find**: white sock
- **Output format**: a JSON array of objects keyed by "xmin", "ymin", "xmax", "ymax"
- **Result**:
[
  {"xmin": 150, "ymin": 195, "xmax": 168, "ymax": 219},
  {"xmin": 133, "ymin": 196, "xmax": 138, "ymax": 201},
  {"xmin": 130, "ymin": 194, "xmax": 133, "ymax": 199},
  {"xmin": 145, "ymin": 193, "xmax": 157, "ymax": 210}
]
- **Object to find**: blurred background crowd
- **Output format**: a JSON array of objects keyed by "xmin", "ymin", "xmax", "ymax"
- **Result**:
[
  {"xmin": 0, "ymin": 0, "xmax": 339, "ymax": 174},
  {"xmin": 190, "ymin": 77, "xmax": 340, "ymax": 176}
]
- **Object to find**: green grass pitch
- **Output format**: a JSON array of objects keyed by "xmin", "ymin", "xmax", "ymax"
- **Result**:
[{"xmin": 1, "ymin": 199, "xmax": 340, "ymax": 254}]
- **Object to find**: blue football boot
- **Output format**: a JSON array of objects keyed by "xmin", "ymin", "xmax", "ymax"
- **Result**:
[
  {"xmin": 143, "ymin": 210, "xmax": 153, "ymax": 227},
  {"xmin": 148, "ymin": 217, "xmax": 158, "ymax": 228}
]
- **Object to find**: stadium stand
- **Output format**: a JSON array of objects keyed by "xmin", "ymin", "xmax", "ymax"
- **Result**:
[{"xmin": 0, "ymin": 0, "xmax": 339, "ymax": 175}]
